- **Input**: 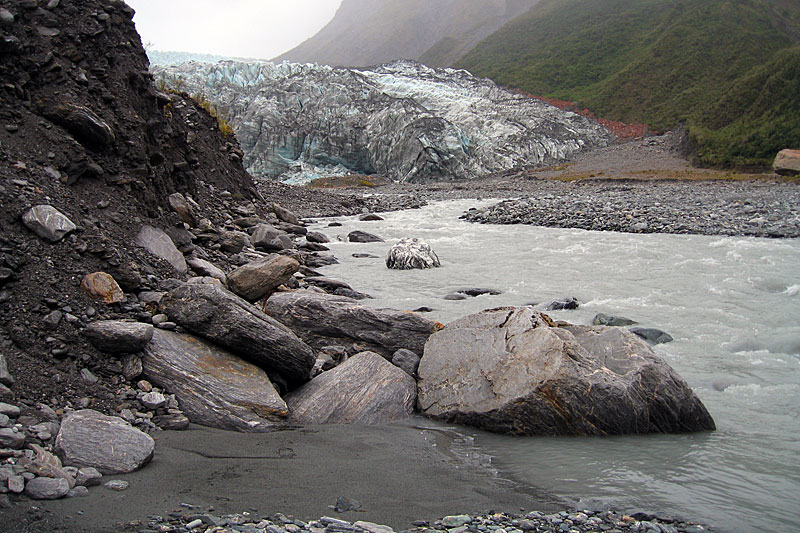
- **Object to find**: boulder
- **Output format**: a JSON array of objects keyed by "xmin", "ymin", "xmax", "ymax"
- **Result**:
[
  {"xmin": 391, "ymin": 348, "xmax": 420, "ymax": 377},
  {"xmin": 80, "ymin": 272, "xmax": 125, "ymax": 303},
  {"xmin": 386, "ymin": 238, "xmax": 440, "ymax": 270},
  {"xmin": 40, "ymin": 102, "xmax": 115, "ymax": 150},
  {"xmin": 417, "ymin": 307, "xmax": 715, "ymax": 436},
  {"xmin": 0, "ymin": 428, "xmax": 24, "ymax": 449},
  {"xmin": 359, "ymin": 213, "xmax": 384, "ymax": 221},
  {"xmin": 24, "ymin": 477, "xmax": 70, "ymax": 500},
  {"xmin": 227, "ymin": 255, "xmax": 300, "ymax": 302},
  {"xmin": 286, "ymin": 351, "xmax": 416, "ymax": 424},
  {"xmin": 0, "ymin": 354, "xmax": 14, "ymax": 386},
  {"xmin": 186, "ymin": 257, "xmax": 226, "ymax": 282},
  {"xmin": 266, "ymin": 290, "xmax": 441, "ymax": 359},
  {"xmin": 593, "ymin": 313, "xmax": 637, "ymax": 327},
  {"xmin": 546, "ymin": 297, "xmax": 579, "ymax": 310},
  {"xmin": 136, "ymin": 225, "xmax": 188, "ymax": 274},
  {"xmin": 629, "ymin": 327, "xmax": 674, "ymax": 345},
  {"xmin": 306, "ymin": 231, "xmax": 330, "ymax": 244},
  {"xmin": 348, "ymin": 230, "xmax": 384, "ymax": 243},
  {"xmin": 168, "ymin": 192, "xmax": 198, "ymax": 226},
  {"xmin": 160, "ymin": 283, "xmax": 315, "ymax": 387},
  {"xmin": 83, "ymin": 320, "xmax": 154, "ymax": 354},
  {"xmin": 142, "ymin": 330, "xmax": 289, "ymax": 432},
  {"xmin": 273, "ymin": 203, "xmax": 301, "ymax": 226},
  {"xmin": 21, "ymin": 205, "xmax": 76, "ymax": 243},
  {"xmin": 219, "ymin": 230, "xmax": 251, "ymax": 254},
  {"xmin": 251, "ymin": 223, "xmax": 293, "ymax": 251},
  {"xmin": 54, "ymin": 410, "xmax": 155, "ymax": 474},
  {"xmin": 773, "ymin": 148, "xmax": 800, "ymax": 176}
]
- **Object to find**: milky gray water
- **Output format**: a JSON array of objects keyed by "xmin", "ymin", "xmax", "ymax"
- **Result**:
[{"xmin": 310, "ymin": 200, "xmax": 800, "ymax": 533}]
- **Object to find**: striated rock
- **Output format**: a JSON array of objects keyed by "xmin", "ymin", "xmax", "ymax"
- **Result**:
[
  {"xmin": 286, "ymin": 351, "xmax": 416, "ymax": 424},
  {"xmin": 266, "ymin": 290, "xmax": 440, "ymax": 359},
  {"xmin": 136, "ymin": 225, "xmax": 188, "ymax": 274},
  {"xmin": 24, "ymin": 477, "xmax": 70, "ymax": 500},
  {"xmin": 80, "ymin": 272, "xmax": 125, "ymax": 303},
  {"xmin": 142, "ymin": 330, "xmax": 289, "ymax": 432},
  {"xmin": 227, "ymin": 255, "xmax": 300, "ymax": 302},
  {"xmin": 55, "ymin": 410, "xmax": 155, "ymax": 474},
  {"xmin": 187, "ymin": 257, "xmax": 226, "ymax": 282},
  {"xmin": 22, "ymin": 444, "xmax": 75, "ymax": 488},
  {"xmin": 386, "ymin": 238, "xmax": 440, "ymax": 270},
  {"xmin": 773, "ymin": 149, "xmax": 800, "ymax": 176},
  {"xmin": 21, "ymin": 205, "xmax": 77, "ymax": 243},
  {"xmin": 349, "ymin": 230, "xmax": 384, "ymax": 243},
  {"xmin": 83, "ymin": 320, "xmax": 154, "ymax": 353},
  {"xmin": 152, "ymin": 60, "xmax": 611, "ymax": 184},
  {"xmin": 160, "ymin": 283, "xmax": 315, "ymax": 387},
  {"xmin": 40, "ymin": 102, "xmax": 115, "ymax": 150},
  {"xmin": 417, "ymin": 307, "xmax": 715, "ymax": 436}
]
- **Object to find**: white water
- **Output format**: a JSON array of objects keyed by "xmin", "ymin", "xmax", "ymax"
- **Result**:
[{"xmin": 310, "ymin": 200, "xmax": 800, "ymax": 532}]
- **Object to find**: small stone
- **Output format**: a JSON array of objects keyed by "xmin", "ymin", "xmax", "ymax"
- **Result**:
[
  {"xmin": 7, "ymin": 475, "xmax": 24, "ymax": 493},
  {"xmin": 442, "ymin": 515, "xmax": 473, "ymax": 528},
  {"xmin": 80, "ymin": 368, "xmax": 98, "ymax": 384},
  {"xmin": 67, "ymin": 485, "xmax": 90, "ymax": 497},
  {"xmin": 140, "ymin": 391, "xmax": 167, "ymax": 410},
  {"xmin": 137, "ymin": 380, "xmax": 153, "ymax": 392},
  {"xmin": 22, "ymin": 205, "xmax": 77, "ymax": 243},
  {"xmin": 0, "ymin": 428, "xmax": 24, "ymax": 449},
  {"xmin": 75, "ymin": 467, "xmax": 102, "ymax": 487},
  {"xmin": 81, "ymin": 272, "xmax": 124, "ymax": 304},
  {"xmin": 0, "ymin": 355, "xmax": 14, "ymax": 387},
  {"xmin": 104, "ymin": 479, "xmax": 128, "ymax": 491},
  {"xmin": 0, "ymin": 8, "xmax": 14, "ymax": 26}
]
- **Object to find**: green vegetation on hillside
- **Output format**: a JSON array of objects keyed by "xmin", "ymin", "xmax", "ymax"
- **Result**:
[{"xmin": 456, "ymin": 0, "xmax": 800, "ymax": 167}]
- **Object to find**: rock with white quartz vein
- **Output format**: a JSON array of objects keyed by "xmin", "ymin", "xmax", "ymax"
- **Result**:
[
  {"xmin": 152, "ymin": 60, "xmax": 612, "ymax": 183},
  {"xmin": 386, "ymin": 238, "xmax": 440, "ymax": 270}
]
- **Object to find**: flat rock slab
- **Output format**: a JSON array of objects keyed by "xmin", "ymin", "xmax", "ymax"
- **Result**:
[
  {"xmin": 136, "ymin": 225, "xmax": 188, "ymax": 274},
  {"xmin": 55, "ymin": 410, "xmax": 155, "ymax": 474},
  {"xmin": 142, "ymin": 330, "xmax": 288, "ymax": 432},
  {"xmin": 286, "ymin": 351, "xmax": 416, "ymax": 424},
  {"xmin": 266, "ymin": 290, "xmax": 441, "ymax": 359},
  {"xmin": 83, "ymin": 320, "xmax": 154, "ymax": 353},
  {"xmin": 160, "ymin": 283, "xmax": 315, "ymax": 388},
  {"xmin": 417, "ymin": 307, "xmax": 715, "ymax": 436},
  {"xmin": 348, "ymin": 230, "xmax": 384, "ymax": 243}
]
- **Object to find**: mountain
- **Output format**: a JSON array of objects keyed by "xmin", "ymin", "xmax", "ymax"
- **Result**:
[
  {"xmin": 153, "ymin": 60, "xmax": 612, "ymax": 183},
  {"xmin": 456, "ymin": 0, "xmax": 800, "ymax": 167},
  {"xmin": 274, "ymin": 0, "xmax": 539, "ymax": 67}
]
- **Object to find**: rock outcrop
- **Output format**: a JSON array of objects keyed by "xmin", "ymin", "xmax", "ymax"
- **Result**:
[
  {"xmin": 153, "ymin": 59, "xmax": 612, "ymax": 184},
  {"xmin": 417, "ymin": 307, "xmax": 715, "ymax": 436},
  {"xmin": 266, "ymin": 290, "xmax": 441, "ymax": 359},
  {"xmin": 286, "ymin": 351, "xmax": 416, "ymax": 424},
  {"xmin": 141, "ymin": 330, "xmax": 288, "ymax": 431}
]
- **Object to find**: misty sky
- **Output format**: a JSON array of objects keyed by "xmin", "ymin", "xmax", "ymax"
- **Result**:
[{"xmin": 125, "ymin": 0, "xmax": 343, "ymax": 59}]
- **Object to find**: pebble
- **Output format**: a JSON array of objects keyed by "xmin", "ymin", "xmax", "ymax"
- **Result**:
[{"xmin": 104, "ymin": 479, "xmax": 129, "ymax": 491}]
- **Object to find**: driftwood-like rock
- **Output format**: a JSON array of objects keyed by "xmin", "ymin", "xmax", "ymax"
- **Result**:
[
  {"xmin": 142, "ymin": 330, "xmax": 288, "ymax": 432},
  {"xmin": 417, "ymin": 307, "xmax": 715, "ymax": 436},
  {"xmin": 54, "ymin": 410, "xmax": 154, "ymax": 474},
  {"xmin": 266, "ymin": 290, "xmax": 441, "ymax": 359},
  {"xmin": 286, "ymin": 351, "xmax": 416, "ymax": 424},
  {"xmin": 160, "ymin": 283, "xmax": 315, "ymax": 387},
  {"xmin": 83, "ymin": 320, "xmax": 154, "ymax": 354}
]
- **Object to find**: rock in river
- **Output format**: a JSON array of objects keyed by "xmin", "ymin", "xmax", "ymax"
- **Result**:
[
  {"xmin": 160, "ymin": 283, "xmax": 315, "ymax": 388},
  {"xmin": 417, "ymin": 307, "xmax": 715, "ymax": 436},
  {"xmin": 22, "ymin": 205, "xmax": 77, "ymax": 243},
  {"xmin": 227, "ymin": 255, "xmax": 300, "ymax": 302},
  {"xmin": 386, "ymin": 238, "xmax": 440, "ymax": 270},
  {"xmin": 142, "ymin": 330, "xmax": 288, "ymax": 432},
  {"xmin": 286, "ymin": 351, "xmax": 416, "ymax": 424}
]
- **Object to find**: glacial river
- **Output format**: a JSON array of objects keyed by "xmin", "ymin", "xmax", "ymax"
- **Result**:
[{"xmin": 310, "ymin": 199, "xmax": 800, "ymax": 533}]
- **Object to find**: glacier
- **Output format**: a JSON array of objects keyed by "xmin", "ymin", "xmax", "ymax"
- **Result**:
[{"xmin": 153, "ymin": 59, "xmax": 613, "ymax": 183}]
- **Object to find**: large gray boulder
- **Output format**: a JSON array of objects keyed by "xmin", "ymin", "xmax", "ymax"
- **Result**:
[
  {"xmin": 773, "ymin": 149, "xmax": 800, "ymax": 176},
  {"xmin": 386, "ymin": 238, "xmax": 441, "ymax": 270},
  {"xmin": 142, "ymin": 330, "xmax": 288, "ymax": 432},
  {"xmin": 286, "ymin": 351, "xmax": 416, "ymax": 424},
  {"xmin": 417, "ymin": 307, "xmax": 715, "ymax": 436},
  {"xmin": 83, "ymin": 320, "xmax": 154, "ymax": 354},
  {"xmin": 227, "ymin": 255, "xmax": 300, "ymax": 302},
  {"xmin": 251, "ymin": 224, "xmax": 293, "ymax": 251},
  {"xmin": 24, "ymin": 477, "xmax": 71, "ymax": 500},
  {"xmin": 136, "ymin": 225, "xmax": 188, "ymax": 274},
  {"xmin": 22, "ymin": 205, "xmax": 77, "ymax": 243},
  {"xmin": 54, "ymin": 410, "xmax": 155, "ymax": 474},
  {"xmin": 160, "ymin": 283, "xmax": 315, "ymax": 387},
  {"xmin": 266, "ymin": 290, "xmax": 441, "ymax": 359}
]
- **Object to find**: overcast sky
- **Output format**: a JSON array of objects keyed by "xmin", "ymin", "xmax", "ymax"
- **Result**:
[{"xmin": 125, "ymin": 0, "xmax": 343, "ymax": 59}]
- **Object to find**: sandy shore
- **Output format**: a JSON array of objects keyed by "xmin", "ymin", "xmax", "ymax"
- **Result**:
[{"xmin": 5, "ymin": 421, "xmax": 563, "ymax": 532}]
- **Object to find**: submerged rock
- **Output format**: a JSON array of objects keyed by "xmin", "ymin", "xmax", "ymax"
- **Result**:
[
  {"xmin": 348, "ymin": 230, "xmax": 384, "ymax": 243},
  {"xmin": 386, "ymin": 238, "xmax": 440, "ymax": 270},
  {"xmin": 417, "ymin": 307, "xmax": 715, "ymax": 436},
  {"xmin": 593, "ymin": 313, "xmax": 637, "ymax": 327},
  {"xmin": 629, "ymin": 327, "xmax": 674, "ymax": 345}
]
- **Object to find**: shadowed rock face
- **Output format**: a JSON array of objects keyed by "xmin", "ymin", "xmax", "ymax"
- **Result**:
[
  {"xmin": 153, "ymin": 60, "xmax": 612, "ymax": 184},
  {"xmin": 417, "ymin": 307, "xmax": 715, "ymax": 436}
]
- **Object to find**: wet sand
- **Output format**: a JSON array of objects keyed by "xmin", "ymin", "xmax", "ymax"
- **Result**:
[{"xmin": 5, "ymin": 421, "xmax": 563, "ymax": 532}]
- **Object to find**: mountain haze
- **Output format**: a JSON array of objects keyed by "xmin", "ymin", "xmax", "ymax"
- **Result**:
[{"xmin": 274, "ymin": 0, "xmax": 539, "ymax": 67}]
